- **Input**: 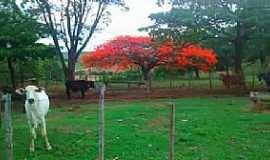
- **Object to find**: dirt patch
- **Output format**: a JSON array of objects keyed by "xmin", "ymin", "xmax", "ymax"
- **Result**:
[
  {"xmin": 55, "ymin": 126, "xmax": 75, "ymax": 134},
  {"xmin": 9, "ymin": 87, "xmax": 251, "ymax": 112},
  {"xmin": 137, "ymin": 117, "xmax": 166, "ymax": 133},
  {"xmin": 54, "ymin": 125, "xmax": 92, "ymax": 135},
  {"xmin": 248, "ymin": 102, "xmax": 270, "ymax": 114},
  {"xmin": 66, "ymin": 105, "xmax": 96, "ymax": 115},
  {"xmin": 147, "ymin": 116, "xmax": 166, "ymax": 128},
  {"xmin": 48, "ymin": 113, "xmax": 66, "ymax": 121},
  {"xmin": 48, "ymin": 88, "xmax": 250, "ymax": 107}
]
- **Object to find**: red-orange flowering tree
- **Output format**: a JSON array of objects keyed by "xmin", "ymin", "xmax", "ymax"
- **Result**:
[{"xmin": 81, "ymin": 36, "xmax": 217, "ymax": 81}]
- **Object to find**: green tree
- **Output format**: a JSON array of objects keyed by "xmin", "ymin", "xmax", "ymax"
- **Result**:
[
  {"xmin": 147, "ymin": 0, "xmax": 270, "ymax": 77},
  {"xmin": 0, "ymin": 0, "xmax": 54, "ymax": 88}
]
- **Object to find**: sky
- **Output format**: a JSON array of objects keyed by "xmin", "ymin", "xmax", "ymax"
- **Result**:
[
  {"xmin": 86, "ymin": 0, "xmax": 170, "ymax": 50},
  {"xmin": 37, "ymin": 0, "xmax": 170, "ymax": 51}
]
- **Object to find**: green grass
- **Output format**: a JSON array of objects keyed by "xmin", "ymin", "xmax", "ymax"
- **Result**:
[{"xmin": 1, "ymin": 97, "xmax": 270, "ymax": 159}]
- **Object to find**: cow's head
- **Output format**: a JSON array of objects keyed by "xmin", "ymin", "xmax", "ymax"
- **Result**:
[{"xmin": 16, "ymin": 85, "xmax": 45, "ymax": 104}]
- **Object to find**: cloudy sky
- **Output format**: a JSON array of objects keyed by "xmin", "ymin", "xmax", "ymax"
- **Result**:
[
  {"xmin": 37, "ymin": 0, "xmax": 170, "ymax": 51},
  {"xmin": 87, "ymin": 0, "xmax": 170, "ymax": 50}
]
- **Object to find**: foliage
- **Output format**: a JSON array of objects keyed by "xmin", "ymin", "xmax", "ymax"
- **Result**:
[
  {"xmin": 0, "ymin": 0, "xmax": 55, "ymax": 88},
  {"xmin": 0, "ymin": 0, "xmax": 52, "ymax": 59},
  {"xmin": 81, "ymin": 36, "xmax": 217, "ymax": 80},
  {"xmin": 147, "ymin": 0, "xmax": 270, "ymax": 74}
]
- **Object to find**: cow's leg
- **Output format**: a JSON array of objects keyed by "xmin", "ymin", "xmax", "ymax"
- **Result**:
[
  {"xmin": 267, "ymin": 85, "xmax": 270, "ymax": 92},
  {"xmin": 29, "ymin": 124, "xmax": 36, "ymax": 152},
  {"xmin": 66, "ymin": 88, "xmax": 71, "ymax": 99},
  {"xmin": 41, "ymin": 118, "xmax": 52, "ymax": 150},
  {"xmin": 27, "ymin": 111, "xmax": 37, "ymax": 152},
  {"xmin": 81, "ymin": 90, "xmax": 85, "ymax": 99}
]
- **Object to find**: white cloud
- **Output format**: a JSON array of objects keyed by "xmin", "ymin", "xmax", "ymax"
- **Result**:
[{"xmin": 87, "ymin": 0, "xmax": 170, "ymax": 50}]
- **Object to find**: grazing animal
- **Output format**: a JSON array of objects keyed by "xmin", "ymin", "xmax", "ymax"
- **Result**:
[
  {"xmin": 65, "ymin": 80, "xmax": 95, "ymax": 99},
  {"xmin": 219, "ymin": 74, "xmax": 245, "ymax": 88},
  {"xmin": 258, "ymin": 73, "xmax": 270, "ymax": 91},
  {"xmin": 16, "ymin": 85, "xmax": 51, "ymax": 152}
]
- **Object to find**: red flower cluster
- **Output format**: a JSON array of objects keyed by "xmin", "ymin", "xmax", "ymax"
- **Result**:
[{"xmin": 81, "ymin": 36, "xmax": 217, "ymax": 72}]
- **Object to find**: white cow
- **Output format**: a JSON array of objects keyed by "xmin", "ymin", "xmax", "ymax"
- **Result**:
[{"xmin": 16, "ymin": 85, "xmax": 52, "ymax": 152}]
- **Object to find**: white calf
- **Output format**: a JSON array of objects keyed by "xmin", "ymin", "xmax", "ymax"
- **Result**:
[{"xmin": 16, "ymin": 85, "xmax": 51, "ymax": 152}]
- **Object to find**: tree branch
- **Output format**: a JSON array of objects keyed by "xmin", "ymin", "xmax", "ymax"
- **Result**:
[
  {"xmin": 36, "ymin": 0, "xmax": 67, "ymax": 71},
  {"xmin": 76, "ymin": 1, "xmax": 107, "ymax": 60}
]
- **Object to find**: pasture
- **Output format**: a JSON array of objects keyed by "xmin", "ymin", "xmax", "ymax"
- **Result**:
[{"xmin": 1, "ymin": 97, "xmax": 270, "ymax": 160}]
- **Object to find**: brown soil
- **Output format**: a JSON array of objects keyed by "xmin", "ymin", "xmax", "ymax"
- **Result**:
[
  {"xmin": 50, "ymin": 88, "xmax": 249, "ymax": 106},
  {"xmin": 147, "ymin": 116, "xmax": 166, "ymax": 128},
  {"xmin": 8, "ymin": 87, "xmax": 250, "ymax": 111}
]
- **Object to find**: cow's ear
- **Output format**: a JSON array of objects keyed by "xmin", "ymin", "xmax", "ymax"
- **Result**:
[
  {"xmin": 35, "ymin": 87, "xmax": 45, "ymax": 92},
  {"xmin": 16, "ymin": 88, "xmax": 26, "ymax": 95}
]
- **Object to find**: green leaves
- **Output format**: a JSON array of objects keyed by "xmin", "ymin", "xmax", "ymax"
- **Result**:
[
  {"xmin": 148, "ymin": 0, "xmax": 270, "ymax": 72},
  {"xmin": 0, "ymin": 0, "xmax": 53, "ymax": 61}
]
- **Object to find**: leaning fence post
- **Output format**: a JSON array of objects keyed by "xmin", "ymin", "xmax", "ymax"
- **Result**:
[
  {"xmin": 2, "ymin": 93, "xmax": 13, "ymax": 160},
  {"xmin": 0, "ymin": 97, "xmax": 2, "ymax": 129},
  {"xmin": 98, "ymin": 85, "xmax": 106, "ymax": 160},
  {"xmin": 169, "ymin": 103, "xmax": 176, "ymax": 160}
]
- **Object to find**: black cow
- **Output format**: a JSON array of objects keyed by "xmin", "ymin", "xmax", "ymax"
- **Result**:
[
  {"xmin": 258, "ymin": 73, "xmax": 270, "ymax": 91},
  {"xmin": 65, "ymin": 80, "xmax": 95, "ymax": 99}
]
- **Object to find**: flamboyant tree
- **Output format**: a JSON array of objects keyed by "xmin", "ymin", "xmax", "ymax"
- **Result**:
[{"xmin": 81, "ymin": 35, "xmax": 217, "ymax": 82}]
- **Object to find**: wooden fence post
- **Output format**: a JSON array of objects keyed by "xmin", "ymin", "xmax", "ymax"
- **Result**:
[
  {"xmin": 98, "ymin": 85, "xmax": 106, "ymax": 160},
  {"xmin": 169, "ymin": 78, "xmax": 173, "ymax": 89},
  {"xmin": 0, "ymin": 97, "xmax": 2, "ymax": 129},
  {"xmin": 2, "ymin": 93, "xmax": 13, "ymax": 160},
  {"xmin": 209, "ymin": 70, "xmax": 213, "ymax": 90},
  {"xmin": 169, "ymin": 103, "xmax": 176, "ymax": 160}
]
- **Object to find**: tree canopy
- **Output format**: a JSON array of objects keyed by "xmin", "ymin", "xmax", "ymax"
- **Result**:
[
  {"xmin": 146, "ymin": 0, "xmax": 270, "ymax": 75},
  {"xmin": 81, "ymin": 35, "xmax": 217, "ymax": 81},
  {"xmin": 0, "ymin": 0, "xmax": 55, "ymax": 88}
]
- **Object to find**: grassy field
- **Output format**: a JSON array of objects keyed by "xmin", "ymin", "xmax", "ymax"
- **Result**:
[{"xmin": 1, "ymin": 97, "xmax": 270, "ymax": 160}]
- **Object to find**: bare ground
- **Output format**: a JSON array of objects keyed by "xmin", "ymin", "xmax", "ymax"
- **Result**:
[{"xmin": 49, "ymin": 88, "xmax": 250, "ymax": 106}]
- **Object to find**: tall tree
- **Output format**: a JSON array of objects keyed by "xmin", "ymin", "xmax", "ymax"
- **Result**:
[
  {"xmin": 0, "ymin": 0, "xmax": 54, "ymax": 88},
  {"xmin": 147, "ymin": 0, "xmax": 270, "ymax": 76},
  {"xmin": 31, "ymin": 0, "xmax": 126, "ymax": 80}
]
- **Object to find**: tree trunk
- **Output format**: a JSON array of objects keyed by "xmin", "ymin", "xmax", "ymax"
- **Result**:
[
  {"xmin": 187, "ymin": 70, "xmax": 192, "ymax": 88},
  {"xmin": 7, "ymin": 58, "xmax": 16, "ymax": 89},
  {"xmin": 142, "ymin": 67, "xmax": 151, "ymax": 92},
  {"xmin": 66, "ymin": 57, "xmax": 76, "ymax": 81},
  {"xmin": 234, "ymin": 40, "xmax": 246, "ymax": 89},
  {"xmin": 19, "ymin": 61, "xmax": 24, "ymax": 87},
  {"xmin": 67, "ymin": 67, "xmax": 75, "ymax": 81},
  {"xmin": 194, "ymin": 68, "xmax": 200, "ymax": 79},
  {"xmin": 234, "ymin": 21, "xmax": 244, "ymax": 75},
  {"xmin": 234, "ymin": 21, "xmax": 247, "ymax": 88},
  {"xmin": 225, "ymin": 64, "xmax": 230, "ymax": 76},
  {"xmin": 234, "ymin": 41, "xmax": 243, "ymax": 75}
]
